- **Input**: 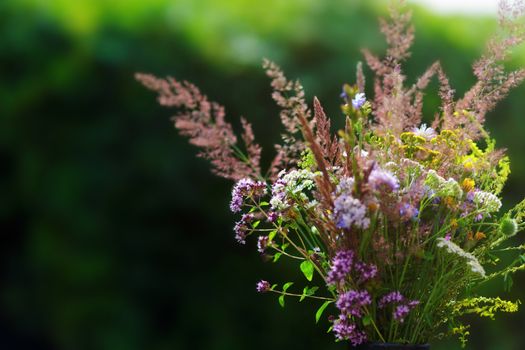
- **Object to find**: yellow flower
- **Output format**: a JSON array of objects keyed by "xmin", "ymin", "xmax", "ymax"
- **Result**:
[
  {"xmin": 450, "ymin": 219, "xmax": 458, "ymax": 229},
  {"xmin": 475, "ymin": 231, "xmax": 486, "ymax": 240},
  {"xmin": 461, "ymin": 178, "xmax": 475, "ymax": 192}
]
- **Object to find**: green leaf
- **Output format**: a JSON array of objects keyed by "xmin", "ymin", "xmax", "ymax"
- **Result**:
[
  {"xmin": 315, "ymin": 301, "xmax": 333, "ymax": 323},
  {"xmin": 268, "ymin": 230, "xmax": 277, "ymax": 241},
  {"xmin": 362, "ymin": 314, "xmax": 372, "ymax": 326},
  {"xmin": 282, "ymin": 243, "xmax": 289, "ymax": 251},
  {"xmin": 273, "ymin": 253, "xmax": 282, "ymax": 263},
  {"xmin": 283, "ymin": 282, "xmax": 294, "ymax": 292},
  {"xmin": 300, "ymin": 286, "xmax": 319, "ymax": 302},
  {"xmin": 279, "ymin": 295, "xmax": 285, "ymax": 308},
  {"xmin": 271, "ymin": 284, "xmax": 278, "ymax": 290},
  {"xmin": 252, "ymin": 220, "xmax": 261, "ymax": 229},
  {"xmin": 300, "ymin": 260, "xmax": 315, "ymax": 281},
  {"xmin": 259, "ymin": 201, "xmax": 269, "ymax": 207}
]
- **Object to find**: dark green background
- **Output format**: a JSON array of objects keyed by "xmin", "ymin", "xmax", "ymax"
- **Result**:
[{"xmin": 1, "ymin": 0, "xmax": 525, "ymax": 349}]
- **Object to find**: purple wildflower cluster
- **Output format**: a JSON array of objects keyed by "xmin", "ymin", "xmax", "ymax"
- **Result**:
[
  {"xmin": 333, "ymin": 194, "xmax": 370, "ymax": 230},
  {"xmin": 379, "ymin": 291, "xmax": 419, "ymax": 323},
  {"xmin": 369, "ymin": 168, "xmax": 399, "ymax": 192},
  {"xmin": 256, "ymin": 280, "xmax": 271, "ymax": 293},
  {"xmin": 257, "ymin": 235, "xmax": 270, "ymax": 253},
  {"xmin": 333, "ymin": 314, "xmax": 368, "ymax": 345},
  {"xmin": 352, "ymin": 92, "xmax": 367, "ymax": 110},
  {"xmin": 234, "ymin": 213, "xmax": 254, "ymax": 244},
  {"xmin": 336, "ymin": 290, "xmax": 371, "ymax": 317},
  {"xmin": 327, "ymin": 250, "xmax": 377, "ymax": 286},
  {"xmin": 326, "ymin": 250, "xmax": 354, "ymax": 285},
  {"xmin": 230, "ymin": 178, "xmax": 266, "ymax": 213}
]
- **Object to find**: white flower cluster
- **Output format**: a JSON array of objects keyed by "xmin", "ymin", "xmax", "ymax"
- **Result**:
[
  {"xmin": 424, "ymin": 170, "xmax": 463, "ymax": 199},
  {"xmin": 270, "ymin": 169, "xmax": 319, "ymax": 210},
  {"xmin": 473, "ymin": 191, "xmax": 502, "ymax": 213},
  {"xmin": 436, "ymin": 238, "xmax": 486, "ymax": 277}
]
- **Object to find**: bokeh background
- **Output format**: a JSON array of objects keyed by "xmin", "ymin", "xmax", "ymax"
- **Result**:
[{"xmin": 1, "ymin": 0, "xmax": 525, "ymax": 349}]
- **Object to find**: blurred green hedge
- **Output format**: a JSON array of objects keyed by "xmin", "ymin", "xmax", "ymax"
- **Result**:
[{"xmin": 1, "ymin": 0, "xmax": 525, "ymax": 349}]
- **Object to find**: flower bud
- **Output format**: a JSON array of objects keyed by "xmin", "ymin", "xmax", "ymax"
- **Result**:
[{"xmin": 500, "ymin": 218, "xmax": 518, "ymax": 236}]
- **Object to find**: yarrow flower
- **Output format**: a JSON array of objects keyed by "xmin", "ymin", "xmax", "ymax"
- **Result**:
[
  {"xmin": 436, "ymin": 238, "xmax": 486, "ymax": 277},
  {"xmin": 412, "ymin": 123, "xmax": 437, "ymax": 140},
  {"xmin": 256, "ymin": 280, "xmax": 271, "ymax": 293},
  {"xmin": 473, "ymin": 190, "xmax": 502, "ymax": 213},
  {"xmin": 270, "ymin": 169, "xmax": 318, "ymax": 211},
  {"xmin": 352, "ymin": 92, "xmax": 366, "ymax": 110},
  {"xmin": 230, "ymin": 178, "xmax": 267, "ymax": 213}
]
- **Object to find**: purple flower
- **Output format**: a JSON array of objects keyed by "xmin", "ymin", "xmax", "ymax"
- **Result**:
[
  {"xmin": 256, "ymin": 280, "xmax": 271, "ymax": 293},
  {"xmin": 234, "ymin": 213, "xmax": 254, "ymax": 244},
  {"xmin": 354, "ymin": 262, "xmax": 378, "ymax": 283},
  {"xmin": 267, "ymin": 211, "xmax": 278, "ymax": 223},
  {"xmin": 379, "ymin": 291, "xmax": 404, "ymax": 308},
  {"xmin": 340, "ymin": 86, "xmax": 348, "ymax": 100},
  {"xmin": 332, "ymin": 314, "xmax": 367, "ymax": 345},
  {"xmin": 333, "ymin": 193, "xmax": 370, "ymax": 229},
  {"xmin": 257, "ymin": 236, "xmax": 270, "ymax": 254},
  {"xmin": 336, "ymin": 290, "xmax": 372, "ymax": 317},
  {"xmin": 379, "ymin": 291, "xmax": 419, "ymax": 323},
  {"xmin": 352, "ymin": 92, "xmax": 366, "ymax": 110},
  {"xmin": 399, "ymin": 203, "xmax": 419, "ymax": 221},
  {"xmin": 327, "ymin": 250, "xmax": 354, "ymax": 285},
  {"xmin": 230, "ymin": 178, "xmax": 267, "ymax": 213},
  {"xmin": 369, "ymin": 168, "xmax": 399, "ymax": 191}
]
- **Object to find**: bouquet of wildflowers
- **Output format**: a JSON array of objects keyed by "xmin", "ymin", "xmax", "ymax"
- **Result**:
[{"xmin": 137, "ymin": 0, "xmax": 525, "ymax": 347}]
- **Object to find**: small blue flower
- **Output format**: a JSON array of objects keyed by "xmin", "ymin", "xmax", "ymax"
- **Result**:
[
  {"xmin": 340, "ymin": 87, "xmax": 348, "ymax": 100},
  {"xmin": 352, "ymin": 92, "xmax": 366, "ymax": 110}
]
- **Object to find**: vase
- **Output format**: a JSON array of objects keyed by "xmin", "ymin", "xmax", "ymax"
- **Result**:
[{"xmin": 350, "ymin": 343, "xmax": 430, "ymax": 350}]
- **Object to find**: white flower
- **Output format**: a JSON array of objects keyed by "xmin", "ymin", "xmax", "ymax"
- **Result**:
[
  {"xmin": 473, "ymin": 191, "xmax": 502, "ymax": 213},
  {"xmin": 436, "ymin": 238, "xmax": 486, "ymax": 277},
  {"xmin": 270, "ymin": 169, "xmax": 319, "ymax": 210},
  {"xmin": 424, "ymin": 170, "xmax": 463, "ymax": 199},
  {"xmin": 412, "ymin": 123, "xmax": 437, "ymax": 140}
]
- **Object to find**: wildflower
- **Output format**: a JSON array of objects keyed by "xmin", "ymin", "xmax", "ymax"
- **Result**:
[
  {"xmin": 474, "ymin": 231, "xmax": 486, "ymax": 240},
  {"xmin": 461, "ymin": 178, "xmax": 475, "ymax": 192},
  {"xmin": 379, "ymin": 291, "xmax": 404, "ymax": 308},
  {"xmin": 473, "ymin": 191, "xmax": 502, "ymax": 213},
  {"xmin": 270, "ymin": 169, "xmax": 318, "ymax": 210},
  {"xmin": 436, "ymin": 238, "xmax": 486, "ymax": 277},
  {"xmin": 234, "ymin": 213, "xmax": 254, "ymax": 244},
  {"xmin": 335, "ymin": 176, "xmax": 355, "ymax": 194},
  {"xmin": 412, "ymin": 123, "xmax": 437, "ymax": 140},
  {"xmin": 257, "ymin": 236, "xmax": 270, "ymax": 253},
  {"xmin": 230, "ymin": 178, "xmax": 267, "ymax": 212},
  {"xmin": 368, "ymin": 168, "xmax": 399, "ymax": 191},
  {"xmin": 336, "ymin": 290, "xmax": 372, "ymax": 317},
  {"xmin": 333, "ymin": 194, "xmax": 370, "ymax": 229},
  {"xmin": 256, "ymin": 280, "xmax": 271, "ymax": 293},
  {"xmin": 352, "ymin": 92, "xmax": 366, "ymax": 110},
  {"xmin": 399, "ymin": 203, "xmax": 419, "ymax": 221},
  {"xmin": 354, "ymin": 261, "xmax": 378, "ymax": 283},
  {"xmin": 267, "ymin": 211, "xmax": 278, "ymax": 223},
  {"xmin": 332, "ymin": 314, "xmax": 367, "ymax": 345},
  {"xmin": 327, "ymin": 250, "xmax": 354, "ymax": 285},
  {"xmin": 379, "ymin": 292, "xmax": 419, "ymax": 323},
  {"xmin": 500, "ymin": 218, "xmax": 518, "ymax": 236},
  {"xmin": 394, "ymin": 300, "xmax": 420, "ymax": 322}
]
